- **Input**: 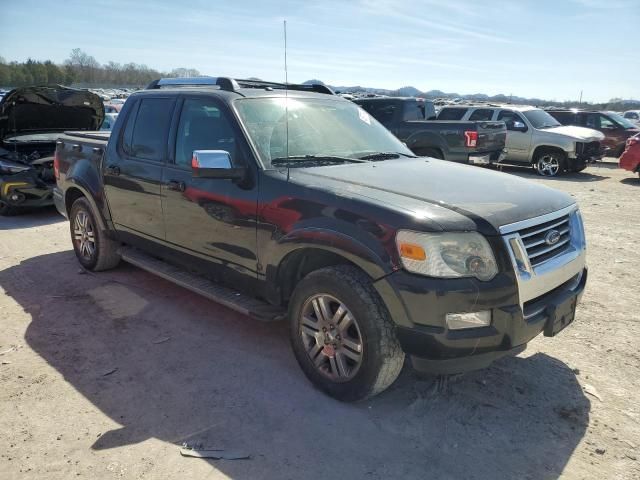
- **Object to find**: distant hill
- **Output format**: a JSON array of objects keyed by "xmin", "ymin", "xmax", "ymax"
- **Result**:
[{"xmin": 305, "ymin": 80, "xmax": 640, "ymax": 110}]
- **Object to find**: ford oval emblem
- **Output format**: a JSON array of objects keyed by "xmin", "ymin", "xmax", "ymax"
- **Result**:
[{"xmin": 545, "ymin": 229, "xmax": 561, "ymax": 246}]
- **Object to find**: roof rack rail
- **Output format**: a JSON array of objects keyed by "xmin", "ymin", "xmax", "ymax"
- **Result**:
[{"xmin": 145, "ymin": 76, "xmax": 334, "ymax": 95}]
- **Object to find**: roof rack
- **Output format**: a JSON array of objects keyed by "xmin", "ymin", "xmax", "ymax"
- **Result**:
[{"xmin": 145, "ymin": 76, "xmax": 334, "ymax": 95}]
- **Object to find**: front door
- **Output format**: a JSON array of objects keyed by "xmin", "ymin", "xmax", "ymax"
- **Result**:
[
  {"xmin": 103, "ymin": 97, "xmax": 176, "ymax": 240},
  {"xmin": 498, "ymin": 110, "xmax": 531, "ymax": 162},
  {"xmin": 161, "ymin": 96, "xmax": 259, "ymax": 286}
]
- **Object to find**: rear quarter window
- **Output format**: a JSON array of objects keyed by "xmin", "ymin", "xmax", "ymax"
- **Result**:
[
  {"xmin": 437, "ymin": 108, "xmax": 467, "ymax": 120},
  {"xmin": 357, "ymin": 101, "xmax": 397, "ymax": 125},
  {"xmin": 468, "ymin": 109, "xmax": 494, "ymax": 121}
]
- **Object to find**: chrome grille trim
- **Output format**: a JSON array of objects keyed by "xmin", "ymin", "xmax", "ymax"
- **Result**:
[{"xmin": 501, "ymin": 205, "xmax": 586, "ymax": 307}]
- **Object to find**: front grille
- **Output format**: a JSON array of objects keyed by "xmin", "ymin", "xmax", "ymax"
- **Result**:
[
  {"xmin": 576, "ymin": 141, "xmax": 601, "ymax": 157},
  {"xmin": 517, "ymin": 214, "xmax": 571, "ymax": 266}
]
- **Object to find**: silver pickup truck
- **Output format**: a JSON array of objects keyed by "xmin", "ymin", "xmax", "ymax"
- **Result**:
[{"xmin": 438, "ymin": 104, "xmax": 605, "ymax": 176}]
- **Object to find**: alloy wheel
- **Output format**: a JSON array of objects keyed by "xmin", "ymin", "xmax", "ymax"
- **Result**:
[
  {"xmin": 73, "ymin": 210, "xmax": 96, "ymax": 260},
  {"xmin": 299, "ymin": 294, "xmax": 364, "ymax": 382},
  {"xmin": 537, "ymin": 154, "xmax": 560, "ymax": 176}
]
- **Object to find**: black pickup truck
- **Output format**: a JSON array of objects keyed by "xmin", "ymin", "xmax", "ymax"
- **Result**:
[
  {"xmin": 354, "ymin": 97, "xmax": 506, "ymax": 165},
  {"xmin": 54, "ymin": 77, "xmax": 587, "ymax": 401}
]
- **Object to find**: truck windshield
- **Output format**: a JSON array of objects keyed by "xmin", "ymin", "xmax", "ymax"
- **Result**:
[
  {"xmin": 234, "ymin": 97, "xmax": 413, "ymax": 168},
  {"xmin": 523, "ymin": 109, "xmax": 561, "ymax": 129}
]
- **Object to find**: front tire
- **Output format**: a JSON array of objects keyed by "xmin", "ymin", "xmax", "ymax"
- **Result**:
[
  {"xmin": 0, "ymin": 201, "xmax": 20, "ymax": 216},
  {"xmin": 69, "ymin": 197, "xmax": 121, "ymax": 271},
  {"xmin": 288, "ymin": 265, "xmax": 404, "ymax": 402},
  {"xmin": 534, "ymin": 150, "xmax": 566, "ymax": 177}
]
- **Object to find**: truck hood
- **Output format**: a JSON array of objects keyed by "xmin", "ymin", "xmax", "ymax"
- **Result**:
[
  {"xmin": 542, "ymin": 125, "xmax": 604, "ymax": 142},
  {"xmin": 0, "ymin": 85, "xmax": 104, "ymax": 142},
  {"xmin": 292, "ymin": 158, "xmax": 575, "ymax": 234}
]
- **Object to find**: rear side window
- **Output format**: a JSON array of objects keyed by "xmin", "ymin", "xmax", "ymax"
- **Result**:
[
  {"xmin": 468, "ymin": 109, "xmax": 494, "ymax": 121},
  {"xmin": 548, "ymin": 111, "xmax": 575, "ymax": 125},
  {"xmin": 402, "ymin": 101, "xmax": 426, "ymax": 121},
  {"xmin": 124, "ymin": 97, "xmax": 175, "ymax": 161},
  {"xmin": 437, "ymin": 108, "xmax": 467, "ymax": 120},
  {"xmin": 358, "ymin": 101, "xmax": 397, "ymax": 125}
]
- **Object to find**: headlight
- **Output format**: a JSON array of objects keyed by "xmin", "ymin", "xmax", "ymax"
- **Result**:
[
  {"xmin": 0, "ymin": 159, "xmax": 31, "ymax": 174},
  {"xmin": 396, "ymin": 230, "xmax": 498, "ymax": 281}
]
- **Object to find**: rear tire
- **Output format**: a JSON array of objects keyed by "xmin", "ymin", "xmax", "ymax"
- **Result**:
[
  {"xmin": 69, "ymin": 197, "xmax": 121, "ymax": 271},
  {"xmin": 534, "ymin": 149, "xmax": 566, "ymax": 177},
  {"xmin": 288, "ymin": 265, "xmax": 404, "ymax": 402}
]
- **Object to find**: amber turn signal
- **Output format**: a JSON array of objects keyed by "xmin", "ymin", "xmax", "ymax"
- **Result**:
[{"xmin": 398, "ymin": 243, "xmax": 427, "ymax": 261}]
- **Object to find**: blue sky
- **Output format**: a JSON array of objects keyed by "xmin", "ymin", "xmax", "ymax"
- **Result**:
[{"xmin": 1, "ymin": 0, "xmax": 638, "ymax": 102}]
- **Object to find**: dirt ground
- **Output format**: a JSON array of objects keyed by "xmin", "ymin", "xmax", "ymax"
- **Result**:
[{"xmin": 0, "ymin": 161, "xmax": 638, "ymax": 480}]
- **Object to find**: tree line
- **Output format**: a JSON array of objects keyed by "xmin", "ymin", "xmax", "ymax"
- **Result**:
[{"xmin": 0, "ymin": 49, "xmax": 201, "ymax": 88}]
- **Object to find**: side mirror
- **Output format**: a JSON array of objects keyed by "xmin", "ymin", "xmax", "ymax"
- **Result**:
[
  {"xmin": 191, "ymin": 150, "xmax": 245, "ymax": 180},
  {"xmin": 510, "ymin": 121, "xmax": 527, "ymax": 132}
]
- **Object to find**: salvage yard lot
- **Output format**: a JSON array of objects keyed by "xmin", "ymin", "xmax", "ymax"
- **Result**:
[{"xmin": 0, "ymin": 161, "xmax": 638, "ymax": 480}]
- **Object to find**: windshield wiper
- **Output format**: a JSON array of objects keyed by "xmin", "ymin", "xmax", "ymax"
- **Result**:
[
  {"xmin": 358, "ymin": 151, "xmax": 416, "ymax": 160},
  {"xmin": 271, "ymin": 155, "xmax": 366, "ymax": 166}
]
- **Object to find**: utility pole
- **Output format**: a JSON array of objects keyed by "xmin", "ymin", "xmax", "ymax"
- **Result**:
[{"xmin": 579, "ymin": 90, "xmax": 583, "ymax": 105}]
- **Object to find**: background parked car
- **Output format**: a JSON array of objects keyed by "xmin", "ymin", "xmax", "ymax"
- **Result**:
[
  {"xmin": 547, "ymin": 109, "xmax": 640, "ymax": 157},
  {"xmin": 354, "ymin": 97, "xmax": 506, "ymax": 165},
  {"xmin": 437, "ymin": 104, "xmax": 604, "ymax": 176},
  {"xmin": 619, "ymin": 133, "xmax": 640, "ymax": 178},
  {"xmin": 623, "ymin": 110, "xmax": 640, "ymax": 126}
]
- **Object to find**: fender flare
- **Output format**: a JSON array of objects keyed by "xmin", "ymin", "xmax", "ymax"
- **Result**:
[
  {"xmin": 62, "ymin": 179, "xmax": 109, "ymax": 232},
  {"xmin": 405, "ymin": 131, "xmax": 447, "ymax": 156},
  {"xmin": 271, "ymin": 227, "xmax": 394, "ymax": 281}
]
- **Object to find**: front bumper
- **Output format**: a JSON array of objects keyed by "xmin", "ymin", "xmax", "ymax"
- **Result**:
[
  {"xmin": 0, "ymin": 174, "xmax": 54, "ymax": 208},
  {"xmin": 388, "ymin": 268, "xmax": 586, "ymax": 374}
]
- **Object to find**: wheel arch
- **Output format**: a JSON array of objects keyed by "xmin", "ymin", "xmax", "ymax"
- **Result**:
[
  {"xmin": 63, "ymin": 182, "xmax": 107, "ymax": 231},
  {"xmin": 264, "ymin": 228, "xmax": 395, "ymax": 305},
  {"xmin": 531, "ymin": 145, "xmax": 567, "ymax": 164}
]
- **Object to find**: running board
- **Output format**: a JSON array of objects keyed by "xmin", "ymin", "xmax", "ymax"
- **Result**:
[{"xmin": 118, "ymin": 247, "xmax": 285, "ymax": 322}]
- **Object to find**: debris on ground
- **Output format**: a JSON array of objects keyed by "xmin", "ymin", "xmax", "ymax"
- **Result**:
[
  {"xmin": 595, "ymin": 448, "xmax": 606, "ymax": 455},
  {"xmin": 0, "ymin": 347, "xmax": 16, "ymax": 355},
  {"xmin": 101, "ymin": 368, "xmax": 118, "ymax": 377},
  {"xmin": 583, "ymin": 384, "xmax": 603, "ymax": 402},
  {"xmin": 152, "ymin": 336, "xmax": 171, "ymax": 344},
  {"xmin": 180, "ymin": 443, "xmax": 250, "ymax": 460}
]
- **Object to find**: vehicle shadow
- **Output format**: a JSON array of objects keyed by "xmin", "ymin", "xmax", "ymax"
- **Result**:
[
  {"xmin": 0, "ymin": 206, "xmax": 64, "ymax": 230},
  {"xmin": 2, "ymin": 251, "xmax": 590, "ymax": 480},
  {"xmin": 621, "ymin": 177, "xmax": 639, "ymax": 186},
  {"xmin": 496, "ymin": 165, "xmax": 609, "ymax": 182}
]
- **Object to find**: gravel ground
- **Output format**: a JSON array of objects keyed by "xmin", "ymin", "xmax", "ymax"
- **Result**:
[{"xmin": 0, "ymin": 161, "xmax": 638, "ymax": 480}]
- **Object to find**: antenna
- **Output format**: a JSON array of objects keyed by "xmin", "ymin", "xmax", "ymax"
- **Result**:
[{"xmin": 283, "ymin": 19, "xmax": 290, "ymax": 178}]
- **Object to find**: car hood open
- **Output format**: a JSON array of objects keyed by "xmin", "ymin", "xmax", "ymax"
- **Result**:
[
  {"xmin": 0, "ymin": 85, "xmax": 104, "ymax": 142},
  {"xmin": 291, "ymin": 158, "xmax": 575, "ymax": 234},
  {"xmin": 544, "ymin": 125, "xmax": 604, "ymax": 142}
]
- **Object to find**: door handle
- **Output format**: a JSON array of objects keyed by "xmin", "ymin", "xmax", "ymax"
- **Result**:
[
  {"xmin": 105, "ymin": 165, "xmax": 120, "ymax": 175},
  {"xmin": 167, "ymin": 180, "xmax": 186, "ymax": 192}
]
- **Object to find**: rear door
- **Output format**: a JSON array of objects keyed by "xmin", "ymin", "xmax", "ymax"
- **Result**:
[
  {"xmin": 161, "ymin": 95, "xmax": 259, "ymax": 286},
  {"xmin": 103, "ymin": 96, "xmax": 176, "ymax": 240},
  {"xmin": 497, "ymin": 109, "xmax": 531, "ymax": 162}
]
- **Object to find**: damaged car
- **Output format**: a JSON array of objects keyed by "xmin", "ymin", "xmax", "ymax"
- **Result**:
[{"xmin": 0, "ymin": 85, "xmax": 104, "ymax": 215}]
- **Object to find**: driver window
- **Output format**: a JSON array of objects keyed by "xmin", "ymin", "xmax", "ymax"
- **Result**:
[
  {"xmin": 599, "ymin": 115, "xmax": 616, "ymax": 129},
  {"xmin": 175, "ymin": 98, "xmax": 237, "ymax": 167},
  {"xmin": 497, "ymin": 110, "xmax": 524, "ymax": 129}
]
